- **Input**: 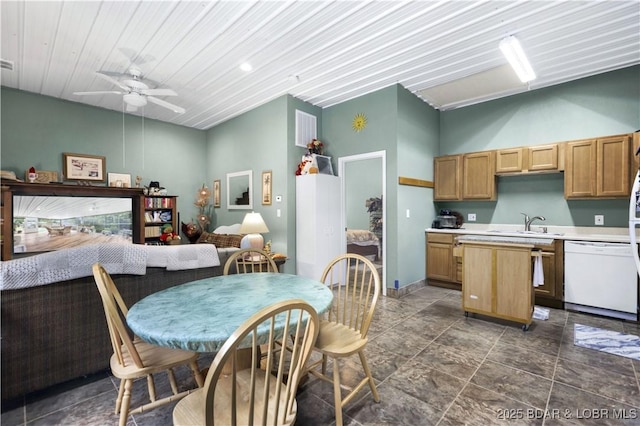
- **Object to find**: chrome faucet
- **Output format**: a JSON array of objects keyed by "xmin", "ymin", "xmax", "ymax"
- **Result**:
[{"xmin": 521, "ymin": 213, "xmax": 546, "ymax": 231}]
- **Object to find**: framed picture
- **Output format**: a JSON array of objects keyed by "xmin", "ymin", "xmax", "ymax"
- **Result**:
[
  {"xmin": 213, "ymin": 179, "xmax": 221, "ymax": 208},
  {"xmin": 63, "ymin": 153, "xmax": 106, "ymax": 182},
  {"xmin": 262, "ymin": 170, "xmax": 272, "ymax": 205},
  {"xmin": 108, "ymin": 173, "xmax": 132, "ymax": 188}
]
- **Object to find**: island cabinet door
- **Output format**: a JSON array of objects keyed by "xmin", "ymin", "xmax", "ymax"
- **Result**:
[
  {"xmin": 495, "ymin": 247, "xmax": 533, "ymax": 322},
  {"xmin": 462, "ymin": 245, "xmax": 493, "ymax": 313}
]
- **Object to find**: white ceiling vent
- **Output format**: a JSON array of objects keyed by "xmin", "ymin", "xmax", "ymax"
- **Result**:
[
  {"xmin": 295, "ymin": 110, "xmax": 317, "ymax": 148},
  {"xmin": 0, "ymin": 59, "xmax": 14, "ymax": 71}
]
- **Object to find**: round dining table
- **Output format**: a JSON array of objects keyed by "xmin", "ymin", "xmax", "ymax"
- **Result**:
[{"xmin": 126, "ymin": 273, "xmax": 333, "ymax": 353}]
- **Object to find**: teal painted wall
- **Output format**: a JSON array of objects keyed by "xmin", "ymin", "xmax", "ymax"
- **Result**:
[
  {"xmin": 322, "ymin": 85, "xmax": 399, "ymax": 286},
  {"xmin": 438, "ymin": 66, "xmax": 640, "ymax": 228},
  {"xmin": 0, "ymin": 88, "xmax": 208, "ymax": 225},
  {"xmin": 397, "ymin": 85, "xmax": 440, "ymax": 288},
  {"xmin": 204, "ymin": 95, "xmax": 295, "ymax": 271}
]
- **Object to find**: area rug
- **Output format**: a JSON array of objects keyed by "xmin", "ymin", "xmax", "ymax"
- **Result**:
[{"xmin": 574, "ymin": 324, "xmax": 640, "ymax": 361}]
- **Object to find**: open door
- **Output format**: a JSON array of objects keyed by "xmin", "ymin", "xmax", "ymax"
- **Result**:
[{"xmin": 339, "ymin": 151, "xmax": 386, "ymax": 295}]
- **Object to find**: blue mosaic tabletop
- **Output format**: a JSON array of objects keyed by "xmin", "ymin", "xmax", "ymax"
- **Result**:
[{"xmin": 126, "ymin": 273, "xmax": 333, "ymax": 353}]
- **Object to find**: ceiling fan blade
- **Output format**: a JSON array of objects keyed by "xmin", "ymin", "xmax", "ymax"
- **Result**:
[
  {"xmin": 95, "ymin": 71, "xmax": 130, "ymax": 91},
  {"xmin": 140, "ymin": 88, "xmax": 177, "ymax": 96},
  {"xmin": 147, "ymin": 96, "xmax": 185, "ymax": 114},
  {"xmin": 73, "ymin": 90, "xmax": 123, "ymax": 96}
]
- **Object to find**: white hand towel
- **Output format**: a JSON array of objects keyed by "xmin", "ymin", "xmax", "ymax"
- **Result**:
[{"xmin": 532, "ymin": 255, "xmax": 544, "ymax": 287}]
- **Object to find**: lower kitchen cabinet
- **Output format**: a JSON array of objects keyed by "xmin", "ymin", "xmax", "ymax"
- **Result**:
[
  {"xmin": 426, "ymin": 232, "xmax": 463, "ymax": 290},
  {"xmin": 532, "ymin": 240, "xmax": 564, "ymax": 308},
  {"xmin": 462, "ymin": 241, "xmax": 534, "ymax": 329}
]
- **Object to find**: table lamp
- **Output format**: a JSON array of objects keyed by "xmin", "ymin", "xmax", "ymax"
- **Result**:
[{"xmin": 239, "ymin": 212, "xmax": 269, "ymax": 249}]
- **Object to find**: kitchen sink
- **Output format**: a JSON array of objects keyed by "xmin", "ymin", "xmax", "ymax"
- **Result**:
[{"xmin": 488, "ymin": 230, "xmax": 564, "ymax": 236}]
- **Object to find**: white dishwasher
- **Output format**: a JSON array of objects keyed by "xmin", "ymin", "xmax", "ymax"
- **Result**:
[{"xmin": 564, "ymin": 241, "xmax": 638, "ymax": 321}]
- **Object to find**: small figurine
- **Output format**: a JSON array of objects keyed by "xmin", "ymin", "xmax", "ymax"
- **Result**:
[{"xmin": 28, "ymin": 167, "xmax": 37, "ymax": 183}]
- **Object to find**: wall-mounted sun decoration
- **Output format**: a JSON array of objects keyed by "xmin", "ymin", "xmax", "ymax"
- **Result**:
[{"xmin": 352, "ymin": 113, "xmax": 367, "ymax": 132}]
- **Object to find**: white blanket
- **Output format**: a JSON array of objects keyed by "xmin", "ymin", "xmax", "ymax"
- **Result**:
[{"xmin": 0, "ymin": 243, "xmax": 220, "ymax": 291}]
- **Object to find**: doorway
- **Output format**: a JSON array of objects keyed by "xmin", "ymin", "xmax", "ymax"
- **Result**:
[{"xmin": 338, "ymin": 151, "xmax": 386, "ymax": 295}]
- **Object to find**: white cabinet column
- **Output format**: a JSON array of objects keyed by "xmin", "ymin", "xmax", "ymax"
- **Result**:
[{"xmin": 296, "ymin": 174, "xmax": 341, "ymax": 280}]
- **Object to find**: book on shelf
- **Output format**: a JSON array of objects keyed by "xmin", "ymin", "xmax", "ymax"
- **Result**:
[
  {"xmin": 145, "ymin": 226, "xmax": 162, "ymax": 238},
  {"xmin": 145, "ymin": 197, "xmax": 174, "ymax": 209}
]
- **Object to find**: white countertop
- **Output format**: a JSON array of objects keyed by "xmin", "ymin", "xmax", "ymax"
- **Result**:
[{"xmin": 426, "ymin": 224, "xmax": 633, "ymax": 243}]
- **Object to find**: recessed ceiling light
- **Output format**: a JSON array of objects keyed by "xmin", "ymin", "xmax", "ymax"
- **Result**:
[{"xmin": 240, "ymin": 62, "xmax": 252, "ymax": 72}]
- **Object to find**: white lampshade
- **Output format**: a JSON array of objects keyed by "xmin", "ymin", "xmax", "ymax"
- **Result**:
[
  {"xmin": 239, "ymin": 212, "xmax": 269, "ymax": 249},
  {"xmin": 499, "ymin": 35, "xmax": 536, "ymax": 83}
]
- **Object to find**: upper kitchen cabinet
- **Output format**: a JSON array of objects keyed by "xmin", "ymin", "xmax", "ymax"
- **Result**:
[
  {"xmin": 564, "ymin": 134, "xmax": 631, "ymax": 199},
  {"xmin": 434, "ymin": 152, "xmax": 496, "ymax": 201},
  {"xmin": 528, "ymin": 144, "xmax": 560, "ymax": 172},
  {"xmin": 434, "ymin": 155, "xmax": 462, "ymax": 200},
  {"xmin": 462, "ymin": 151, "xmax": 496, "ymax": 200},
  {"xmin": 495, "ymin": 144, "xmax": 561, "ymax": 174},
  {"xmin": 433, "ymin": 151, "xmax": 496, "ymax": 201}
]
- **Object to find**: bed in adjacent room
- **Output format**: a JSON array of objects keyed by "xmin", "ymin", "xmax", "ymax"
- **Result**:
[{"xmin": 346, "ymin": 228, "xmax": 380, "ymax": 260}]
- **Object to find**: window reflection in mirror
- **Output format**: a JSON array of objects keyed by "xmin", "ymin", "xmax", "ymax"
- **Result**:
[{"xmin": 227, "ymin": 170, "xmax": 253, "ymax": 209}]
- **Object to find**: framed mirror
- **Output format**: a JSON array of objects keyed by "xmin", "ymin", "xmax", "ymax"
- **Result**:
[{"xmin": 227, "ymin": 170, "xmax": 253, "ymax": 209}]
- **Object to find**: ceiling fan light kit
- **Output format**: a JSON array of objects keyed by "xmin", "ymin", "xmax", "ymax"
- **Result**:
[
  {"xmin": 499, "ymin": 35, "xmax": 536, "ymax": 83},
  {"xmin": 123, "ymin": 92, "xmax": 147, "ymax": 107}
]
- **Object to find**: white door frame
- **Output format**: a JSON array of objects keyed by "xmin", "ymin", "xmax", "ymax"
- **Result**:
[{"xmin": 338, "ymin": 150, "xmax": 386, "ymax": 295}]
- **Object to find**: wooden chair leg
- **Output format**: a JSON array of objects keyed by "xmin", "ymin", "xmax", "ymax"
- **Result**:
[
  {"xmin": 146, "ymin": 375, "xmax": 157, "ymax": 402},
  {"xmin": 358, "ymin": 351, "xmax": 380, "ymax": 402},
  {"xmin": 190, "ymin": 360, "xmax": 204, "ymax": 387},
  {"xmin": 332, "ymin": 357, "xmax": 343, "ymax": 426},
  {"xmin": 167, "ymin": 368, "xmax": 179, "ymax": 395},
  {"xmin": 119, "ymin": 379, "xmax": 133, "ymax": 426},
  {"xmin": 115, "ymin": 380, "xmax": 125, "ymax": 414}
]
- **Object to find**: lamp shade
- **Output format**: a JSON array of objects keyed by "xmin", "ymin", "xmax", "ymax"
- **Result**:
[{"xmin": 239, "ymin": 212, "xmax": 269, "ymax": 234}]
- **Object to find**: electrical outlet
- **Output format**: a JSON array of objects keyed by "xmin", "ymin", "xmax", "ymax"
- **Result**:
[
  {"xmin": 595, "ymin": 215, "xmax": 604, "ymax": 225},
  {"xmin": 468, "ymin": 213, "xmax": 476, "ymax": 222}
]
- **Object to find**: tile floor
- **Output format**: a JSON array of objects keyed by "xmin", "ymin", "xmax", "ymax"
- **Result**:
[{"xmin": 3, "ymin": 284, "xmax": 640, "ymax": 425}]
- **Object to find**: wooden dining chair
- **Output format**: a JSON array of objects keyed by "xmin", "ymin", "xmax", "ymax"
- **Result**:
[
  {"xmin": 92, "ymin": 263, "xmax": 204, "ymax": 426},
  {"xmin": 172, "ymin": 299, "xmax": 320, "ymax": 426},
  {"xmin": 305, "ymin": 253, "xmax": 381, "ymax": 426},
  {"xmin": 223, "ymin": 248, "xmax": 279, "ymax": 275}
]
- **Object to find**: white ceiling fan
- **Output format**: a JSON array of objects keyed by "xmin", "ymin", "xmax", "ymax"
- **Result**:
[{"xmin": 73, "ymin": 66, "xmax": 185, "ymax": 114}]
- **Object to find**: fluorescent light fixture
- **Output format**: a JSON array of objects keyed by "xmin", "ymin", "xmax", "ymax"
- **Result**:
[{"xmin": 499, "ymin": 36, "xmax": 536, "ymax": 83}]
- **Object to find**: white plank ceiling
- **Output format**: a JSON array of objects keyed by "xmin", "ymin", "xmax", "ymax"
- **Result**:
[{"xmin": 2, "ymin": 0, "xmax": 639, "ymax": 130}]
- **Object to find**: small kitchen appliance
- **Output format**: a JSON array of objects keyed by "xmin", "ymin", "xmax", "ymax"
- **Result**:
[{"xmin": 434, "ymin": 209, "xmax": 461, "ymax": 229}]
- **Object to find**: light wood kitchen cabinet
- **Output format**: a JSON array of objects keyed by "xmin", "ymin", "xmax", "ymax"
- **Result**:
[
  {"xmin": 433, "ymin": 155, "xmax": 461, "ymax": 200},
  {"xmin": 564, "ymin": 134, "xmax": 631, "ymax": 199},
  {"xmin": 462, "ymin": 151, "xmax": 496, "ymax": 200},
  {"xmin": 531, "ymin": 240, "xmax": 563, "ymax": 309},
  {"xmin": 528, "ymin": 144, "xmax": 559, "ymax": 172},
  {"xmin": 496, "ymin": 144, "xmax": 560, "ymax": 174},
  {"xmin": 496, "ymin": 148, "xmax": 523, "ymax": 173},
  {"xmin": 426, "ymin": 232, "xmax": 462, "ymax": 290},
  {"xmin": 434, "ymin": 152, "xmax": 496, "ymax": 201},
  {"xmin": 462, "ymin": 241, "xmax": 534, "ymax": 330}
]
